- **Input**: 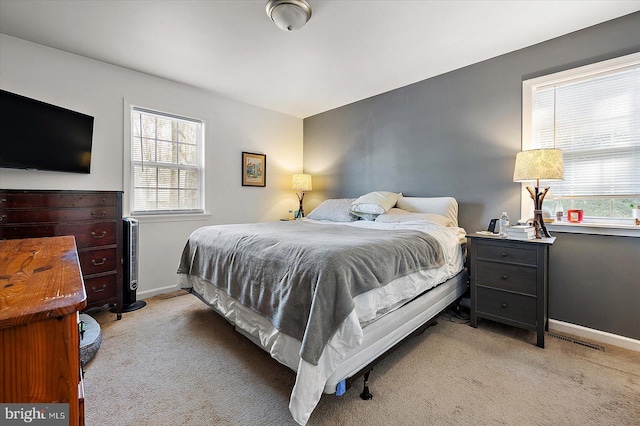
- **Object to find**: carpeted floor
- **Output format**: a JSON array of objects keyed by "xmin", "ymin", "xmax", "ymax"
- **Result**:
[{"xmin": 84, "ymin": 292, "xmax": 640, "ymax": 425}]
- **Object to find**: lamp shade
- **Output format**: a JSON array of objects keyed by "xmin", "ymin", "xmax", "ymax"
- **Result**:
[
  {"xmin": 266, "ymin": 0, "xmax": 312, "ymax": 32},
  {"xmin": 292, "ymin": 173, "xmax": 312, "ymax": 191},
  {"xmin": 513, "ymin": 148, "xmax": 564, "ymax": 182}
]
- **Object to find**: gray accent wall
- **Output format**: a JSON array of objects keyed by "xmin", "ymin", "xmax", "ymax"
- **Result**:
[{"xmin": 304, "ymin": 12, "xmax": 640, "ymax": 340}]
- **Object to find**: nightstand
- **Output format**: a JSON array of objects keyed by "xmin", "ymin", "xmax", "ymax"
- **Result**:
[{"xmin": 466, "ymin": 233, "xmax": 555, "ymax": 348}]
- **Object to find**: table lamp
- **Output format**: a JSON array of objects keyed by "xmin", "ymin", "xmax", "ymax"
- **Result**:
[
  {"xmin": 292, "ymin": 173, "xmax": 312, "ymax": 217},
  {"xmin": 513, "ymin": 148, "xmax": 564, "ymax": 238}
]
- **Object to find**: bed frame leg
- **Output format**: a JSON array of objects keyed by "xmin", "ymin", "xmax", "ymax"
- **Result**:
[{"xmin": 360, "ymin": 370, "xmax": 373, "ymax": 400}]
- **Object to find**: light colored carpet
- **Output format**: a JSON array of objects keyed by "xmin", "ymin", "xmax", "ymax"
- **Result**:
[{"xmin": 85, "ymin": 292, "xmax": 640, "ymax": 425}]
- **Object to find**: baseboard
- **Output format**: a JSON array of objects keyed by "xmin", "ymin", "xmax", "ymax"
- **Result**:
[
  {"xmin": 549, "ymin": 319, "xmax": 640, "ymax": 352},
  {"xmin": 137, "ymin": 284, "xmax": 179, "ymax": 300}
]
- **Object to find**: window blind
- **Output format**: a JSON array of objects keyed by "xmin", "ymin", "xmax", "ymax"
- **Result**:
[
  {"xmin": 530, "ymin": 65, "xmax": 640, "ymax": 198},
  {"xmin": 131, "ymin": 107, "xmax": 203, "ymax": 213}
]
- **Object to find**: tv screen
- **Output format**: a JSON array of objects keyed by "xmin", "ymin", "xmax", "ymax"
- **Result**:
[{"xmin": 0, "ymin": 90, "xmax": 94, "ymax": 174}]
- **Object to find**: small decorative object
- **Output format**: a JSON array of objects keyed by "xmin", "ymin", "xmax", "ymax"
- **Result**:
[
  {"xmin": 292, "ymin": 173, "xmax": 312, "ymax": 217},
  {"xmin": 554, "ymin": 201, "xmax": 564, "ymax": 222},
  {"xmin": 513, "ymin": 148, "xmax": 564, "ymax": 238},
  {"xmin": 632, "ymin": 204, "xmax": 640, "ymax": 226},
  {"xmin": 242, "ymin": 152, "xmax": 266, "ymax": 187},
  {"xmin": 567, "ymin": 209, "xmax": 584, "ymax": 223}
]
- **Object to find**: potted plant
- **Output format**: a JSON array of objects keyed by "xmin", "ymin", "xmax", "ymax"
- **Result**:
[{"xmin": 632, "ymin": 204, "xmax": 640, "ymax": 226}]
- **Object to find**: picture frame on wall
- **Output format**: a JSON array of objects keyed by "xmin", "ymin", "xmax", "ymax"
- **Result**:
[{"xmin": 242, "ymin": 152, "xmax": 266, "ymax": 187}]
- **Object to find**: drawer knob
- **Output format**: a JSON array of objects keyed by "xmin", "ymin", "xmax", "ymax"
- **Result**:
[
  {"xmin": 0, "ymin": 215, "xmax": 6, "ymax": 222},
  {"xmin": 91, "ymin": 231, "xmax": 107, "ymax": 239},
  {"xmin": 92, "ymin": 284, "xmax": 107, "ymax": 293},
  {"xmin": 501, "ymin": 274, "xmax": 508, "ymax": 280},
  {"xmin": 501, "ymin": 252, "xmax": 508, "ymax": 257},
  {"xmin": 501, "ymin": 303, "xmax": 508, "ymax": 309},
  {"xmin": 92, "ymin": 257, "xmax": 107, "ymax": 266}
]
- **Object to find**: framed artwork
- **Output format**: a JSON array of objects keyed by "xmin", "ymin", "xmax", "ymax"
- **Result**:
[{"xmin": 242, "ymin": 152, "xmax": 266, "ymax": 187}]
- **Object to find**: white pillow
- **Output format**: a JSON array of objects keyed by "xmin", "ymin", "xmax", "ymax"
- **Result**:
[
  {"xmin": 350, "ymin": 191, "xmax": 401, "ymax": 219},
  {"xmin": 307, "ymin": 198, "xmax": 357, "ymax": 222},
  {"xmin": 396, "ymin": 196, "xmax": 459, "ymax": 227},
  {"xmin": 375, "ymin": 208, "xmax": 454, "ymax": 227}
]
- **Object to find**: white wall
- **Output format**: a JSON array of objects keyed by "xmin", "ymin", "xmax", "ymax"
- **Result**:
[{"xmin": 0, "ymin": 35, "xmax": 304, "ymax": 298}]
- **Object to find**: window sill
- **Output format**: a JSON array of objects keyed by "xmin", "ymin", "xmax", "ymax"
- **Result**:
[
  {"xmin": 128, "ymin": 212, "xmax": 211, "ymax": 223},
  {"xmin": 546, "ymin": 221, "xmax": 640, "ymax": 238}
]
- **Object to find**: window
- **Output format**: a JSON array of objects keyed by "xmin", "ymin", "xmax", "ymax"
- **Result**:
[
  {"xmin": 130, "ymin": 107, "xmax": 204, "ymax": 214},
  {"xmin": 522, "ymin": 53, "xmax": 640, "ymax": 224}
]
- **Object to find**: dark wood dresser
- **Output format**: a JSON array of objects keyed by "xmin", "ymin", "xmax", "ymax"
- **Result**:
[
  {"xmin": 0, "ymin": 236, "xmax": 87, "ymax": 425},
  {"xmin": 467, "ymin": 234, "xmax": 555, "ymax": 348},
  {"xmin": 0, "ymin": 189, "xmax": 123, "ymax": 319}
]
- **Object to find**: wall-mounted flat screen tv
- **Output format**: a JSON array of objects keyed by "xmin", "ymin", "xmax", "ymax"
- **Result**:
[{"xmin": 0, "ymin": 89, "xmax": 94, "ymax": 174}]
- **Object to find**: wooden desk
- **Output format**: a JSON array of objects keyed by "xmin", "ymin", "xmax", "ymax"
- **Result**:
[{"xmin": 0, "ymin": 236, "xmax": 87, "ymax": 425}]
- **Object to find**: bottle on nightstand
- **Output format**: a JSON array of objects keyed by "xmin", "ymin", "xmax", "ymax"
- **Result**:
[{"xmin": 499, "ymin": 212, "xmax": 510, "ymax": 237}]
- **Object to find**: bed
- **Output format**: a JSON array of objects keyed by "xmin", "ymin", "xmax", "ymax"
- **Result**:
[{"xmin": 177, "ymin": 194, "xmax": 467, "ymax": 425}]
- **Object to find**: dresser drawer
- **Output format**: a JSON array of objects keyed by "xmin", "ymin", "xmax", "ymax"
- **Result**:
[
  {"xmin": 0, "ymin": 192, "xmax": 116, "ymax": 209},
  {"xmin": 0, "ymin": 207, "xmax": 117, "ymax": 224},
  {"xmin": 476, "ymin": 287, "xmax": 537, "ymax": 327},
  {"xmin": 73, "ymin": 223, "xmax": 117, "ymax": 248},
  {"xmin": 0, "ymin": 222, "xmax": 116, "ymax": 248},
  {"xmin": 476, "ymin": 261, "xmax": 537, "ymax": 296},
  {"xmin": 477, "ymin": 241, "xmax": 537, "ymax": 266},
  {"xmin": 85, "ymin": 273, "xmax": 117, "ymax": 304},
  {"xmin": 78, "ymin": 248, "xmax": 118, "ymax": 276}
]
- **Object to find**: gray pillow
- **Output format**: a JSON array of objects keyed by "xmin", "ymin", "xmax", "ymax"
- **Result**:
[{"xmin": 307, "ymin": 198, "xmax": 358, "ymax": 222}]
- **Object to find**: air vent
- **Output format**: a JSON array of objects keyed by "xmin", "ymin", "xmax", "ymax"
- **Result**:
[{"xmin": 547, "ymin": 332, "xmax": 604, "ymax": 351}]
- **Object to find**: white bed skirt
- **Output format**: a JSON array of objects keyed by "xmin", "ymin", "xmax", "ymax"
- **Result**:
[{"xmin": 178, "ymin": 269, "xmax": 467, "ymax": 425}]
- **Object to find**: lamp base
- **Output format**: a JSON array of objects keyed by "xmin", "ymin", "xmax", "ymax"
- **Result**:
[
  {"xmin": 527, "ymin": 185, "xmax": 551, "ymax": 239},
  {"xmin": 533, "ymin": 210, "xmax": 551, "ymax": 238},
  {"xmin": 297, "ymin": 191, "xmax": 306, "ymax": 218}
]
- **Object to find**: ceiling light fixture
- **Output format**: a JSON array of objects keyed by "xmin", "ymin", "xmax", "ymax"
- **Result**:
[{"xmin": 266, "ymin": 0, "xmax": 312, "ymax": 32}]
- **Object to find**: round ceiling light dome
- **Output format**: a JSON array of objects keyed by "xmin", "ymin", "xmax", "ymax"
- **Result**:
[{"xmin": 266, "ymin": 0, "xmax": 312, "ymax": 32}]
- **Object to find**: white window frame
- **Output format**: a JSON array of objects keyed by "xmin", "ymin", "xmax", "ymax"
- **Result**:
[
  {"xmin": 125, "ymin": 101, "xmax": 205, "ymax": 217},
  {"xmin": 521, "ymin": 52, "xmax": 640, "ymax": 237}
]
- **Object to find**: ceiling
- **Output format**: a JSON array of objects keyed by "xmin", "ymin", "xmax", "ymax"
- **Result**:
[{"xmin": 1, "ymin": 1, "xmax": 638, "ymax": 119}]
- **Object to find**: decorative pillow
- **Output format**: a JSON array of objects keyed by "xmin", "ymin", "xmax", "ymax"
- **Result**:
[
  {"xmin": 375, "ymin": 208, "xmax": 454, "ymax": 227},
  {"xmin": 349, "ymin": 191, "xmax": 401, "ymax": 220},
  {"xmin": 307, "ymin": 198, "xmax": 358, "ymax": 222}
]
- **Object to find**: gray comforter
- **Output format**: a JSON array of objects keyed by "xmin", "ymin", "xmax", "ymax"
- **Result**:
[{"xmin": 177, "ymin": 220, "xmax": 444, "ymax": 365}]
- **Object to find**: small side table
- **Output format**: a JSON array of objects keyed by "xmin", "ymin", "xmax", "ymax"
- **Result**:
[{"xmin": 466, "ymin": 233, "xmax": 555, "ymax": 348}]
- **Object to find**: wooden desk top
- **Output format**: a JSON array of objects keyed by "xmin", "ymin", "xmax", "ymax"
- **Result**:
[{"xmin": 0, "ymin": 236, "xmax": 87, "ymax": 329}]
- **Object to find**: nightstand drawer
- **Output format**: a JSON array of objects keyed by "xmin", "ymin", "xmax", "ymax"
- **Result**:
[
  {"xmin": 477, "ymin": 261, "xmax": 537, "ymax": 295},
  {"xmin": 477, "ymin": 241, "xmax": 537, "ymax": 265},
  {"xmin": 476, "ymin": 287, "xmax": 536, "ymax": 327}
]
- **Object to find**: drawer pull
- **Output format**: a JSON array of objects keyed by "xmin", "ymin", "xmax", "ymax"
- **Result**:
[
  {"xmin": 91, "ymin": 211, "xmax": 106, "ymax": 218},
  {"xmin": 91, "ymin": 231, "xmax": 107, "ymax": 239},
  {"xmin": 0, "ymin": 198, "xmax": 5, "ymax": 204},
  {"xmin": 501, "ymin": 303, "xmax": 508, "ymax": 309},
  {"xmin": 92, "ymin": 284, "xmax": 107, "ymax": 293},
  {"xmin": 501, "ymin": 252, "xmax": 508, "ymax": 257},
  {"xmin": 92, "ymin": 257, "xmax": 107, "ymax": 266},
  {"xmin": 0, "ymin": 215, "xmax": 6, "ymax": 222},
  {"xmin": 501, "ymin": 274, "xmax": 508, "ymax": 280}
]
